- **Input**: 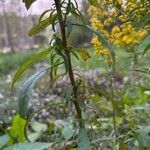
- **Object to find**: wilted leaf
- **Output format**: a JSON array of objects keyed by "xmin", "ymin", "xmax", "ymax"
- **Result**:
[
  {"xmin": 78, "ymin": 48, "xmax": 91, "ymax": 61},
  {"xmin": 4, "ymin": 142, "xmax": 52, "ymax": 150},
  {"xmin": 78, "ymin": 126, "xmax": 90, "ymax": 150},
  {"xmin": 12, "ymin": 48, "xmax": 50, "ymax": 87},
  {"xmin": 19, "ymin": 67, "xmax": 49, "ymax": 118},
  {"xmin": 23, "ymin": 0, "xmax": 37, "ymax": 10},
  {"xmin": 10, "ymin": 114, "xmax": 26, "ymax": 142}
]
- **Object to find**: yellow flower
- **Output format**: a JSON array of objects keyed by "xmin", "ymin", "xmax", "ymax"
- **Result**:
[
  {"xmin": 112, "ymin": 26, "xmax": 120, "ymax": 34},
  {"xmin": 88, "ymin": 0, "xmax": 147, "ymax": 54},
  {"xmin": 116, "ymin": 0, "xmax": 122, "ymax": 4},
  {"xmin": 102, "ymin": 49, "xmax": 110, "ymax": 55},
  {"xmin": 122, "ymin": 36, "xmax": 132, "ymax": 45}
]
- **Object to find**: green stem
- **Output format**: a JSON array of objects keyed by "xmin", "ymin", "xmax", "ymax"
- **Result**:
[{"xmin": 53, "ymin": 0, "xmax": 82, "ymax": 122}]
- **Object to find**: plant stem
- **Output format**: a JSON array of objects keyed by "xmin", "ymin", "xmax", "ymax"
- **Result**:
[{"xmin": 54, "ymin": 0, "xmax": 82, "ymax": 122}]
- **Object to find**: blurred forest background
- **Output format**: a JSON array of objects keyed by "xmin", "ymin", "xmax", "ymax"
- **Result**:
[{"xmin": 0, "ymin": 0, "xmax": 91, "ymax": 53}]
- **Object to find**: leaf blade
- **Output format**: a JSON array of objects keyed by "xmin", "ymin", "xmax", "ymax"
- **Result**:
[
  {"xmin": 12, "ymin": 48, "xmax": 50, "ymax": 87},
  {"xmin": 78, "ymin": 126, "xmax": 90, "ymax": 150},
  {"xmin": 19, "ymin": 67, "xmax": 49, "ymax": 118}
]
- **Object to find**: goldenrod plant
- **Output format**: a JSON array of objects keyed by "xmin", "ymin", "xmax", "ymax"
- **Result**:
[{"xmin": 0, "ymin": 0, "xmax": 149, "ymax": 149}]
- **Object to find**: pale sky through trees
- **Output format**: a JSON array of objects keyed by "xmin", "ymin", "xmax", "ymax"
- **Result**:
[{"xmin": 0, "ymin": 0, "xmax": 81, "ymax": 16}]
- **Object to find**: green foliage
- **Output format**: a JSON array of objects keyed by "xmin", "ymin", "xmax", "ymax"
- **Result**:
[
  {"xmin": 18, "ymin": 67, "xmax": 49, "ymax": 118},
  {"xmin": 28, "ymin": 16, "xmax": 57, "ymax": 37},
  {"xmin": 87, "ymin": 0, "xmax": 99, "ymax": 7},
  {"xmin": 78, "ymin": 125, "xmax": 90, "ymax": 150},
  {"xmin": 138, "ymin": 34, "xmax": 150, "ymax": 55},
  {"xmin": 12, "ymin": 48, "xmax": 50, "ymax": 87},
  {"xmin": 3, "ymin": 0, "xmax": 149, "ymax": 149},
  {"xmin": 4, "ymin": 142, "xmax": 52, "ymax": 150},
  {"xmin": 0, "ymin": 51, "xmax": 34, "ymax": 74},
  {"xmin": 0, "ymin": 135, "xmax": 9, "ymax": 149},
  {"xmin": 9, "ymin": 114, "xmax": 26, "ymax": 143},
  {"xmin": 22, "ymin": 0, "xmax": 37, "ymax": 10}
]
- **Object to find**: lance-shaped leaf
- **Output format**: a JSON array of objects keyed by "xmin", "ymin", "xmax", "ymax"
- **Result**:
[
  {"xmin": 23, "ymin": 0, "xmax": 37, "ymax": 10},
  {"xmin": 12, "ymin": 48, "xmax": 50, "ymax": 87},
  {"xmin": 4, "ymin": 142, "xmax": 53, "ymax": 150},
  {"xmin": 78, "ymin": 126, "xmax": 90, "ymax": 150},
  {"xmin": 19, "ymin": 67, "xmax": 49, "ymax": 118},
  {"xmin": 28, "ymin": 15, "xmax": 57, "ymax": 37},
  {"xmin": 138, "ymin": 34, "xmax": 150, "ymax": 55}
]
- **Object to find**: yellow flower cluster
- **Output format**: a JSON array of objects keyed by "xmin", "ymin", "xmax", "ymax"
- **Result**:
[
  {"xmin": 88, "ymin": 0, "xmax": 147, "ymax": 56},
  {"xmin": 110, "ymin": 23, "xmax": 147, "ymax": 46},
  {"xmin": 91, "ymin": 37, "xmax": 111, "ymax": 63}
]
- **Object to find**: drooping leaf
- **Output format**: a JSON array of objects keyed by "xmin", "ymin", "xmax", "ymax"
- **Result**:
[
  {"xmin": 10, "ymin": 114, "xmax": 26, "ymax": 142},
  {"xmin": 12, "ymin": 48, "xmax": 50, "ymax": 87},
  {"xmin": 23, "ymin": 0, "xmax": 37, "ymax": 10},
  {"xmin": 4, "ymin": 142, "xmax": 53, "ymax": 150},
  {"xmin": 28, "ymin": 15, "xmax": 57, "ymax": 37},
  {"xmin": 19, "ymin": 67, "xmax": 49, "ymax": 118},
  {"xmin": 78, "ymin": 126, "xmax": 90, "ymax": 150},
  {"xmin": 87, "ymin": 25, "xmax": 115, "ymax": 52},
  {"xmin": 77, "ymin": 48, "xmax": 91, "ymax": 61}
]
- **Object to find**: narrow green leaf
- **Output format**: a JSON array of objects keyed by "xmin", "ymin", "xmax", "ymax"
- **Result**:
[
  {"xmin": 88, "ymin": 0, "xmax": 99, "ymax": 7},
  {"xmin": 23, "ymin": 0, "xmax": 37, "ymax": 10},
  {"xmin": 78, "ymin": 126, "xmax": 90, "ymax": 150},
  {"xmin": 10, "ymin": 114, "xmax": 26, "ymax": 142},
  {"xmin": 86, "ymin": 25, "xmax": 115, "ymax": 52},
  {"xmin": 19, "ymin": 67, "xmax": 49, "ymax": 118},
  {"xmin": 138, "ymin": 34, "xmax": 150, "ymax": 54},
  {"xmin": 28, "ymin": 15, "xmax": 57, "ymax": 37},
  {"xmin": 4, "ymin": 142, "xmax": 52, "ymax": 150},
  {"xmin": 12, "ymin": 48, "xmax": 50, "ymax": 87},
  {"xmin": 39, "ymin": 9, "xmax": 51, "ymax": 22}
]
